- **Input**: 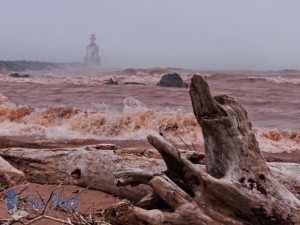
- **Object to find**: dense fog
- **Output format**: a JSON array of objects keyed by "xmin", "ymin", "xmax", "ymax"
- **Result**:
[{"xmin": 0, "ymin": 0, "xmax": 300, "ymax": 70}]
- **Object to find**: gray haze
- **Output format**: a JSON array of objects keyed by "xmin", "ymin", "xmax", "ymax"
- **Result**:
[{"xmin": 0, "ymin": 0, "xmax": 300, "ymax": 70}]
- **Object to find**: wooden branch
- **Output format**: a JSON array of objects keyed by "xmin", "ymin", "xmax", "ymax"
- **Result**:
[
  {"xmin": 114, "ymin": 164, "xmax": 154, "ymax": 186},
  {"xmin": 149, "ymin": 174, "xmax": 192, "ymax": 209},
  {"xmin": 147, "ymin": 133, "xmax": 186, "ymax": 178},
  {"xmin": 0, "ymin": 156, "xmax": 25, "ymax": 185}
]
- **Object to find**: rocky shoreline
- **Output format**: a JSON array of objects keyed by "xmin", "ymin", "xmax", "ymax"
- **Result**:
[{"xmin": 0, "ymin": 60, "xmax": 83, "ymax": 72}]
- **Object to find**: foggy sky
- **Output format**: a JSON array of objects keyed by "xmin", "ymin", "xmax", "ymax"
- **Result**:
[{"xmin": 0, "ymin": 0, "xmax": 300, "ymax": 70}]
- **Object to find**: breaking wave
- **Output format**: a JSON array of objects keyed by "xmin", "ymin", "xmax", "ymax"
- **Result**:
[
  {"xmin": 0, "ymin": 94, "xmax": 299, "ymax": 153},
  {"xmin": 256, "ymin": 129, "xmax": 300, "ymax": 153},
  {"xmin": 248, "ymin": 76, "xmax": 300, "ymax": 85},
  {"xmin": 0, "ymin": 95, "xmax": 202, "ymax": 144}
]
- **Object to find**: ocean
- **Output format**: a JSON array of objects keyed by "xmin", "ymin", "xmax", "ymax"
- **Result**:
[{"xmin": 0, "ymin": 68, "xmax": 299, "ymax": 154}]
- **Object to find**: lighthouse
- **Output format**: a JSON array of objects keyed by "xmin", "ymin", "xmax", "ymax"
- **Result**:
[{"xmin": 84, "ymin": 34, "xmax": 101, "ymax": 65}]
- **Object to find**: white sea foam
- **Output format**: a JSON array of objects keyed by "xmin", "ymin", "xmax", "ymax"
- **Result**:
[
  {"xmin": 248, "ymin": 76, "xmax": 300, "ymax": 85},
  {"xmin": 0, "ymin": 96, "xmax": 202, "ymax": 143},
  {"xmin": 256, "ymin": 129, "xmax": 300, "ymax": 153},
  {"xmin": 0, "ymin": 95, "xmax": 298, "ymax": 153}
]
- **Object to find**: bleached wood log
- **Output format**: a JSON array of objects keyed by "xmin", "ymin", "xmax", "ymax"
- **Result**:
[
  {"xmin": 0, "ymin": 145, "xmax": 165, "ymax": 202},
  {"xmin": 0, "ymin": 156, "xmax": 24, "ymax": 185},
  {"xmin": 0, "ymin": 145, "xmax": 299, "ymax": 199}
]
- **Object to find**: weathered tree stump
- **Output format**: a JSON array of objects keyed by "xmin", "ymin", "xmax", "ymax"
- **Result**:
[{"xmin": 103, "ymin": 75, "xmax": 300, "ymax": 225}]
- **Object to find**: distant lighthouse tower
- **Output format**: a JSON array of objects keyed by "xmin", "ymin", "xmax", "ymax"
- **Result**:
[{"xmin": 84, "ymin": 34, "xmax": 101, "ymax": 65}]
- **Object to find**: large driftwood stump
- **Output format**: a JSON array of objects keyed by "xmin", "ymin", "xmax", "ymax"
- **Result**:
[{"xmin": 104, "ymin": 75, "xmax": 300, "ymax": 225}]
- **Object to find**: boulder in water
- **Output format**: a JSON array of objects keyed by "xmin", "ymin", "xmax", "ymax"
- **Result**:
[
  {"xmin": 9, "ymin": 73, "xmax": 30, "ymax": 78},
  {"xmin": 157, "ymin": 73, "xmax": 188, "ymax": 88},
  {"xmin": 104, "ymin": 78, "xmax": 118, "ymax": 85}
]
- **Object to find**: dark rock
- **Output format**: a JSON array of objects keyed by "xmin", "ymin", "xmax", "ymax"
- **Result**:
[
  {"xmin": 104, "ymin": 78, "xmax": 118, "ymax": 85},
  {"xmin": 124, "ymin": 82, "xmax": 145, "ymax": 85},
  {"xmin": 157, "ymin": 73, "xmax": 188, "ymax": 88},
  {"xmin": 9, "ymin": 73, "xmax": 30, "ymax": 78}
]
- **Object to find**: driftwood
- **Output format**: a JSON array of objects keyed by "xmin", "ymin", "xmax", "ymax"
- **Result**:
[
  {"xmin": 0, "ymin": 145, "xmax": 299, "ymax": 200},
  {"xmin": 103, "ymin": 75, "xmax": 300, "ymax": 225},
  {"xmin": 0, "ymin": 156, "xmax": 24, "ymax": 185},
  {"xmin": 0, "ymin": 145, "xmax": 166, "ymax": 202},
  {"xmin": 0, "ymin": 75, "xmax": 300, "ymax": 224}
]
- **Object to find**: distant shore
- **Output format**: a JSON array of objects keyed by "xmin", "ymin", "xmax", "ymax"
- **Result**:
[{"xmin": 0, "ymin": 60, "xmax": 84, "ymax": 72}]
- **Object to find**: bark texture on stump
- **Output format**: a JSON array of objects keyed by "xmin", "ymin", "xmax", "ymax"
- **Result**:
[{"xmin": 189, "ymin": 76, "xmax": 300, "ymax": 224}]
